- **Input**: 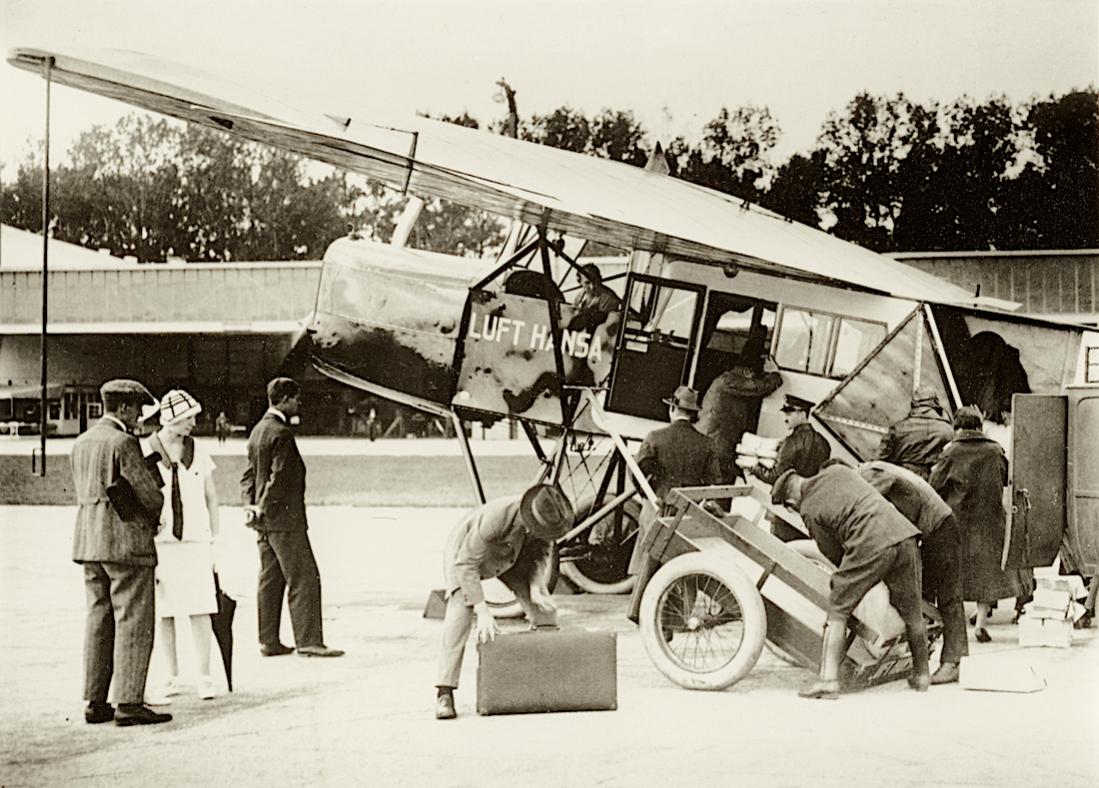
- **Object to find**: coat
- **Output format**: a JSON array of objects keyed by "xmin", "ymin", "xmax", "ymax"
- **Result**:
[
  {"xmin": 241, "ymin": 411, "xmax": 308, "ymax": 532},
  {"xmin": 799, "ymin": 463, "xmax": 919, "ymax": 570},
  {"xmin": 697, "ymin": 366, "xmax": 783, "ymax": 481},
  {"xmin": 444, "ymin": 495, "xmax": 545, "ymax": 606},
  {"xmin": 70, "ymin": 417, "xmax": 163, "ymax": 566},
  {"xmin": 859, "ymin": 461, "xmax": 952, "ymax": 536},
  {"xmin": 878, "ymin": 403, "xmax": 954, "ymax": 480},
  {"xmin": 930, "ymin": 429, "xmax": 1030, "ymax": 601},
  {"xmin": 636, "ymin": 418, "xmax": 722, "ymax": 504}
]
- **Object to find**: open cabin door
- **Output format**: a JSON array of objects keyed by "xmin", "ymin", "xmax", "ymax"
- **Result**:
[
  {"xmin": 814, "ymin": 306, "xmax": 953, "ymax": 460},
  {"xmin": 605, "ymin": 274, "xmax": 705, "ymax": 421},
  {"xmin": 1007, "ymin": 394, "xmax": 1067, "ymax": 569},
  {"xmin": 1067, "ymin": 390, "xmax": 1099, "ymax": 574}
]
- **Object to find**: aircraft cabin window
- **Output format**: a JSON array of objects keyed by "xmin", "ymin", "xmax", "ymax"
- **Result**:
[
  {"xmin": 775, "ymin": 308, "xmax": 834, "ymax": 375},
  {"xmin": 1087, "ymin": 347, "xmax": 1099, "ymax": 384},
  {"xmin": 831, "ymin": 317, "xmax": 887, "ymax": 378}
]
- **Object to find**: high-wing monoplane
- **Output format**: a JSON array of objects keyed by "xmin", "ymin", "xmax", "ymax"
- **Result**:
[{"xmin": 10, "ymin": 48, "xmax": 1099, "ymax": 609}]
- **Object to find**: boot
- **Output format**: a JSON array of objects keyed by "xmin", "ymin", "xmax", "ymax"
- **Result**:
[
  {"xmin": 906, "ymin": 620, "xmax": 931, "ymax": 692},
  {"xmin": 799, "ymin": 617, "xmax": 846, "ymax": 699},
  {"xmin": 435, "ymin": 687, "xmax": 457, "ymax": 720}
]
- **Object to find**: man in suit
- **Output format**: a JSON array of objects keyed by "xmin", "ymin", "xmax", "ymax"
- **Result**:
[
  {"xmin": 435, "ymin": 483, "xmax": 574, "ymax": 719},
  {"xmin": 71, "ymin": 379, "xmax": 172, "ymax": 726},
  {"xmin": 241, "ymin": 378, "xmax": 343, "ymax": 658},
  {"xmin": 626, "ymin": 385, "xmax": 722, "ymax": 622},
  {"xmin": 773, "ymin": 463, "xmax": 930, "ymax": 699}
]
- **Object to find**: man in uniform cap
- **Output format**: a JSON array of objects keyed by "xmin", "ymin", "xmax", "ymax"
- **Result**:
[
  {"xmin": 435, "ymin": 483, "xmax": 575, "ymax": 719},
  {"xmin": 772, "ymin": 462, "xmax": 929, "ymax": 698},
  {"xmin": 748, "ymin": 394, "xmax": 831, "ymax": 484},
  {"xmin": 71, "ymin": 379, "xmax": 171, "ymax": 726},
  {"xmin": 241, "ymin": 377, "xmax": 343, "ymax": 658},
  {"xmin": 877, "ymin": 386, "xmax": 953, "ymax": 480}
]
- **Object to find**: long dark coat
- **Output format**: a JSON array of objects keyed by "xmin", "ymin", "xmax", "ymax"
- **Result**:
[
  {"xmin": 930, "ymin": 430, "xmax": 1030, "ymax": 602},
  {"xmin": 696, "ymin": 367, "xmax": 782, "ymax": 482}
]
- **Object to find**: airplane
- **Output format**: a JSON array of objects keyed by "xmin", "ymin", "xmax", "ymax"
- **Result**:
[{"xmin": 9, "ymin": 48, "xmax": 1099, "ymax": 616}]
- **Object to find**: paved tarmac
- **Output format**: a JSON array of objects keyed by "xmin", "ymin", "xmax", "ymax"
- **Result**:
[{"xmin": 1, "ymin": 505, "xmax": 1097, "ymax": 788}]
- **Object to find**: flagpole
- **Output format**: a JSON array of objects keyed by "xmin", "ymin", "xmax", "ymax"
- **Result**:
[{"xmin": 38, "ymin": 56, "xmax": 53, "ymax": 476}]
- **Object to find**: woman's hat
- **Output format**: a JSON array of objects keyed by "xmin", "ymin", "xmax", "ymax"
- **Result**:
[
  {"xmin": 519, "ymin": 484, "xmax": 575, "ymax": 541},
  {"xmin": 662, "ymin": 385, "xmax": 701, "ymax": 411},
  {"xmin": 153, "ymin": 389, "xmax": 203, "ymax": 426}
]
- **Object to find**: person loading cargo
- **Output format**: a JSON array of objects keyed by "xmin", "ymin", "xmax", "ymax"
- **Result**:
[
  {"xmin": 434, "ymin": 484, "xmax": 574, "ymax": 720},
  {"xmin": 771, "ymin": 463, "xmax": 930, "ymax": 699}
]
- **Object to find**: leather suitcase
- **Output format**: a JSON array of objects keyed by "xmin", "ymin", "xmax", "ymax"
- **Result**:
[{"xmin": 476, "ymin": 630, "xmax": 617, "ymax": 715}]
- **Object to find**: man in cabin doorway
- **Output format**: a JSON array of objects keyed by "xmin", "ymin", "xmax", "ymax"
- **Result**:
[{"xmin": 878, "ymin": 386, "xmax": 953, "ymax": 480}]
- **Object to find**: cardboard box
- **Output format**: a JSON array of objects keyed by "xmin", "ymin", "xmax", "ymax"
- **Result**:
[
  {"xmin": 1018, "ymin": 615, "xmax": 1073, "ymax": 648},
  {"xmin": 959, "ymin": 654, "xmax": 1046, "ymax": 693},
  {"xmin": 1031, "ymin": 586, "xmax": 1072, "ymax": 610}
]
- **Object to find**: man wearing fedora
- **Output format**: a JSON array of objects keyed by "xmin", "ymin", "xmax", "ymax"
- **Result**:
[
  {"xmin": 748, "ymin": 394, "xmax": 831, "ymax": 484},
  {"xmin": 626, "ymin": 386, "xmax": 722, "ymax": 620},
  {"xmin": 242, "ymin": 377, "xmax": 343, "ymax": 658},
  {"xmin": 771, "ymin": 464, "xmax": 929, "ymax": 699},
  {"xmin": 435, "ymin": 483, "xmax": 575, "ymax": 719},
  {"xmin": 71, "ymin": 379, "xmax": 172, "ymax": 726}
]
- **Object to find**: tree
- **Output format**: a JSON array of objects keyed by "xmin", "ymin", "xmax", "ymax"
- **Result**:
[
  {"xmin": 760, "ymin": 151, "xmax": 828, "ymax": 228},
  {"xmin": 666, "ymin": 105, "xmax": 779, "ymax": 202}
]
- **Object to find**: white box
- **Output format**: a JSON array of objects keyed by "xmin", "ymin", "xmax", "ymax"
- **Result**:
[
  {"xmin": 1031, "ymin": 586, "xmax": 1072, "ymax": 610},
  {"xmin": 959, "ymin": 654, "xmax": 1046, "ymax": 693},
  {"xmin": 1018, "ymin": 616, "xmax": 1073, "ymax": 648}
]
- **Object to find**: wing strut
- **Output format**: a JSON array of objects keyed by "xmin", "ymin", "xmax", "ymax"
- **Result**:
[{"xmin": 537, "ymin": 228, "xmax": 573, "ymax": 444}]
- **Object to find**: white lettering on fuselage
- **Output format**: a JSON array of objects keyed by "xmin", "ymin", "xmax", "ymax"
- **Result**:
[{"xmin": 468, "ymin": 312, "xmax": 602, "ymax": 362}]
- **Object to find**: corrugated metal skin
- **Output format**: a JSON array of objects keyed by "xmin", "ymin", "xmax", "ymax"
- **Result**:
[
  {"xmin": 895, "ymin": 252, "xmax": 1099, "ymax": 318},
  {"xmin": 0, "ymin": 264, "xmax": 320, "ymax": 326}
]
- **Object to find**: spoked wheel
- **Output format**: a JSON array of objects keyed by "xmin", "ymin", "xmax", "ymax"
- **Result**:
[
  {"xmin": 559, "ymin": 493, "xmax": 642, "ymax": 595},
  {"xmin": 640, "ymin": 552, "xmax": 766, "ymax": 690},
  {"xmin": 482, "ymin": 541, "xmax": 560, "ymax": 620}
]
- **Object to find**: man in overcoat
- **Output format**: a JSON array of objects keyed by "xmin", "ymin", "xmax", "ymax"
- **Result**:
[
  {"xmin": 71, "ymin": 379, "xmax": 171, "ymax": 726},
  {"xmin": 435, "ymin": 483, "xmax": 575, "ymax": 719},
  {"xmin": 878, "ymin": 386, "xmax": 953, "ymax": 480},
  {"xmin": 773, "ymin": 462, "xmax": 930, "ymax": 698},
  {"xmin": 241, "ymin": 377, "xmax": 343, "ymax": 658},
  {"xmin": 858, "ymin": 460, "xmax": 967, "ymax": 683}
]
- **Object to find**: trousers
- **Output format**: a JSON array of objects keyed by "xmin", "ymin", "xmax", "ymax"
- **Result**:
[
  {"xmin": 436, "ymin": 562, "xmax": 557, "ymax": 689},
  {"xmin": 82, "ymin": 561, "xmax": 155, "ymax": 705},
  {"xmin": 257, "ymin": 530, "xmax": 323, "ymax": 648},
  {"xmin": 920, "ymin": 516, "xmax": 968, "ymax": 663}
]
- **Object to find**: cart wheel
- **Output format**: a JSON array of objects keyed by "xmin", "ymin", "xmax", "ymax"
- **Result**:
[
  {"xmin": 483, "ymin": 542, "xmax": 560, "ymax": 619},
  {"xmin": 765, "ymin": 540, "xmax": 833, "ymax": 666},
  {"xmin": 640, "ymin": 552, "xmax": 766, "ymax": 690},
  {"xmin": 559, "ymin": 493, "xmax": 641, "ymax": 595}
]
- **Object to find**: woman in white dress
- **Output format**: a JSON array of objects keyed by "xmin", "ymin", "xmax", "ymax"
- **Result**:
[{"xmin": 142, "ymin": 389, "xmax": 220, "ymax": 702}]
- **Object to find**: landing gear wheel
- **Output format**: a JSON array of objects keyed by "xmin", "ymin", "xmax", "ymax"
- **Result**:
[
  {"xmin": 559, "ymin": 493, "xmax": 641, "ymax": 595},
  {"xmin": 640, "ymin": 552, "xmax": 767, "ymax": 690},
  {"xmin": 482, "ymin": 542, "xmax": 560, "ymax": 620}
]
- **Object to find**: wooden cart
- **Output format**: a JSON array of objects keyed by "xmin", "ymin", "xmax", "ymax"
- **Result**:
[{"xmin": 631, "ymin": 484, "xmax": 941, "ymax": 691}]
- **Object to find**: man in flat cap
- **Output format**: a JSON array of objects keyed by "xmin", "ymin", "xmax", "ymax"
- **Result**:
[
  {"xmin": 71, "ymin": 379, "xmax": 171, "ymax": 726},
  {"xmin": 435, "ymin": 483, "xmax": 574, "ymax": 719},
  {"xmin": 748, "ymin": 394, "xmax": 831, "ymax": 484},
  {"xmin": 242, "ymin": 377, "xmax": 343, "ymax": 658},
  {"xmin": 772, "ymin": 463, "xmax": 929, "ymax": 698},
  {"xmin": 877, "ymin": 386, "xmax": 953, "ymax": 480}
]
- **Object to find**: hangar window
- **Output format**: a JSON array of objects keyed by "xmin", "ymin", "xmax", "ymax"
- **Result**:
[
  {"xmin": 1087, "ymin": 347, "xmax": 1099, "ymax": 384},
  {"xmin": 774, "ymin": 307, "xmax": 886, "ymax": 379}
]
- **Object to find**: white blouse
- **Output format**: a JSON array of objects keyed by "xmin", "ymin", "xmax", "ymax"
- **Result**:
[{"xmin": 141, "ymin": 437, "xmax": 217, "ymax": 543}]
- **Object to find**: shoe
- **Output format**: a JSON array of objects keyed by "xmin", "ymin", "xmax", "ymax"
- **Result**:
[
  {"xmin": 260, "ymin": 643, "xmax": 295, "ymax": 657},
  {"xmin": 907, "ymin": 673, "xmax": 930, "ymax": 692},
  {"xmin": 144, "ymin": 687, "xmax": 172, "ymax": 706},
  {"xmin": 975, "ymin": 628, "xmax": 992, "ymax": 643},
  {"xmin": 85, "ymin": 702, "xmax": 114, "ymax": 724},
  {"xmin": 798, "ymin": 679, "xmax": 840, "ymax": 699},
  {"xmin": 435, "ymin": 690, "xmax": 457, "ymax": 720},
  {"xmin": 197, "ymin": 675, "xmax": 217, "ymax": 700},
  {"xmin": 930, "ymin": 662, "xmax": 960, "ymax": 685},
  {"xmin": 297, "ymin": 644, "xmax": 345, "ymax": 658},
  {"xmin": 1074, "ymin": 612, "xmax": 1093, "ymax": 630},
  {"xmin": 115, "ymin": 704, "xmax": 172, "ymax": 726}
]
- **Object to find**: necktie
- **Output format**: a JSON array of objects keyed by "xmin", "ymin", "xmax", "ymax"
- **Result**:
[{"xmin": 170, "ymin": 463, "xmax": 184, "ymax": 540}]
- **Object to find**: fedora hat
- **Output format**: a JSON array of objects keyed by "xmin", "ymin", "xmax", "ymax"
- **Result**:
[
  {"xmin": 662, "ymin": 385, "xmax": 700, "ymax": 412},
  {"xmin": 519, "ymin": 484, "xmax": 575, "ymax": 541}
]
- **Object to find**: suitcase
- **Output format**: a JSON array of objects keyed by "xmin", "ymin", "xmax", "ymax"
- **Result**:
[{"xmin": 476, "ymin": 629, "xmax": 617, "ymax": 715}]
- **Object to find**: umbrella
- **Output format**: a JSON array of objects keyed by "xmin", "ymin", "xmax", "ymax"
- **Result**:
[{"xmin": 210, "ymin": 573, "xmax": 237, "ymax": 691}]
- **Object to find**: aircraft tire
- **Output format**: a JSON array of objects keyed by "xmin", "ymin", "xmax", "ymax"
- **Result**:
[
  {"xmin": 640, "ymin": 552, "xmax": 766, "ymax": 691},
  {"xmin": 559, "ymin": 493, "xmax": 642, "ymax": 595}
]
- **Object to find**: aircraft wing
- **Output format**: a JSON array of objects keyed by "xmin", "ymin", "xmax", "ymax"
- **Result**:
[{"xmin": 8, "ymin": 46, "xmax": 969, "ymax": 302}]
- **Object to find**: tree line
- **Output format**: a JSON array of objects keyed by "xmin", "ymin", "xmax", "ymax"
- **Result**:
[{"xmin": 1, "ymin": 87, "xmax": 1095, "ymax": 262}]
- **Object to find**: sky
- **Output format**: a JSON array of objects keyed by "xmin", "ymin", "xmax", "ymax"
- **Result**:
[{"xmin": 0, "ymin": 0, "xmax": 1096, "ymax": 178}]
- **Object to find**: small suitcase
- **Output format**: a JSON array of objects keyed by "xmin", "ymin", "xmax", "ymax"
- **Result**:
[{"xmin": 476, "ymin": 629, "xmax": 617, "ymax": 715}]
